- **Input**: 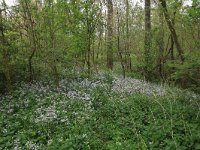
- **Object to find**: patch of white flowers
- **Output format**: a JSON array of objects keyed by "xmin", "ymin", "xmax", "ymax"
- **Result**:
[
  {"xmin": 25, "ymin": 141, "xmax": 39, "ymax": 150},
  {"xmin": 67, "ymin": 90, "xmax": 91, "ymax": 101},
  {"xmin": 1, "ymin": 70, "xmax": 199, "ymax": 150},
  {"xmin": 13, "ymin": 139, "xmax": 21, "ymax": 150},
  {"xmin": 35, "ymin": 106, "xmax": 57, "ymax": 123},
  {"xmin": 78, "ymin": 78, "xmax": 107, "ymax": 89},
  {"xmin": 111, "ymin": 76, "xmax": 166, "ymax": 96}
]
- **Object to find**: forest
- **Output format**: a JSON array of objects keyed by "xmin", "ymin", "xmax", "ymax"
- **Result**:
[{"xmin": 0, "ymin": 0, "xmax": 200, "ymax": 149}]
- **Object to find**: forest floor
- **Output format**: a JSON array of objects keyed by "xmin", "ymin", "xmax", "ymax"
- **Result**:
[{"xmin": 0, "ymin": 71, "xmax": 200, "ymax": 149}]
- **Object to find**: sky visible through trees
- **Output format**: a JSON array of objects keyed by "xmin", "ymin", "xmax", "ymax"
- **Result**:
[{"xmin": 5, "ymin": 0, "xmax": 193, "ymax": 7}]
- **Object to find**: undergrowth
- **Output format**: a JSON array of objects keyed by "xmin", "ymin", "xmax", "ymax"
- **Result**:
[{"xmin": 0, "ymin": 71, "xmax": 200, "ymax": 149}]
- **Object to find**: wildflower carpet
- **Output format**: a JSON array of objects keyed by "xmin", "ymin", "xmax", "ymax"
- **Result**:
[{"xmin": 0, "ymin": 72, "xmax": 200, "ymax": 149}]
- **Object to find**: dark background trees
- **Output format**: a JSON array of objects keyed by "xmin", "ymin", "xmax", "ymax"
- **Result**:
[{"xmin": 0, "ymin": 0, "xmax": 199, "ymax": 94}]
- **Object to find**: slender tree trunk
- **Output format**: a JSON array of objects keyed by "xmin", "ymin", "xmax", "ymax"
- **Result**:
[
  {"xmin": 51, "ymin": 62, "xmax": 59, "ymax": 87},
  {"xmin": 116, "ymin": 7, "xmax": 125, "ymax": 78},
  {"xmin": 2, "ymin": 49, "xmax": 12, "ymax": 93},
  {"xmin": 157, "ymin": 8, "xmax": 165, "ymax": 80},
  {"xmin": 50, "ymin": 37, "xmax": 59, "ymax": 88},
  {"xmin": 144, "ymin": 0, "xmax": 151, "ymax": 80},
  {"xmin": 106, "ymin": 0, "xmax": 113, "ymax": 70},
  {"xmin": 96, "ymin": 26, "xmax": 102, "ymax": 72},
  {"xmin": 92, "ymin": 39, "xmax": 95, "ymax": 66},
  {"xmin": 169, "ymin": 9, "xmax": 177, "ymax": 61},
  {"xmin": 87, "ymin": 33, "xmax": 91, "ymax": 75},
  {"xmin": 22, "ymin": 0, "xmax": 37, "ymax": 82},
  {"xmin": 95, "ymin": 1, "xmax": 103, "ymax": 73},
  {"xmin": 170, "ymin": 35, "xmax": 175, "ymax": 60},
  {"xmin": 86, "ymin": 6, "xmax": 91, "ymax": 76},
  {"xmin": 49, "ymin": 0, "xmax": 59, "ymax": 87},
  {"xmin": 125, "ymin": 0, "xmax": 131, "ymax": 71},
  {"xmin": 159, "ymin": 0, "xmax": 184, "ymax": 62},
  {"xmin": 0, "ymin": 4, "xmax": 12, "ymax": 94}
]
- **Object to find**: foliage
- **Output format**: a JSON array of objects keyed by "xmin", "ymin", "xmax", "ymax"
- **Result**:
[
  {"xmin": 1, "ymin": 0, "xmax": 200, "ymax": 93},
  {"xmin": 168, "ymin": 51, "xmax": 200, "ymax": 93},
  {"xmin": 0, "ymin": 72, "xmax": 200, "ymax": 149}
]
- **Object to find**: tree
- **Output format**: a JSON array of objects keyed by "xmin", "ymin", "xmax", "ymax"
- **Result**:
[
  {"xmin": 83, "ymin": 0, "xmax": 99, "ymax": 75},
  {"xmin": 20, "ymin": 0, "xmax": 38, "ymax": 82},
  {"xmin": 125, "ymin": 0, "xmax": 131, "ymax": 71},
  {"xmin": 144, "ymin": 0, "xmax": 151, "ymax": 79},
  {"xmin": 0, "ymin": 2, "xmax": 12, "ymax": 93},
  {"xmin": 45, "ymin": 0, "xmax": 59, "ymax": 87},
  {"xmin": 159, "ymin": 0, "xmax": 184, "ymax": 62},
  {"xmin": 116, "ymin": 3, "xmax": 126, "ymax": 78},
  {"xmin": 106, "ymin": 0, "xmax": 113, "ymax": 70},
  {"xmin": 156, "ymin": 5, "xmax": 165, "ymax": 80}
]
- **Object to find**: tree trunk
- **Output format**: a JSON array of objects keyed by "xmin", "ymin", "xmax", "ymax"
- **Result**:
[
  {"xmin": 159, "ymin": 0, "xmax": 184, "ymax": 62},
  {"xmin": 0, "ymin": 4, "xmax": 12, "ymax": 94},
  {"xmin": 86, "ymin": 4, "xmax": 91, "ymax": 76},
  {"xmin": 2, "ymin": 47, "xmax": 12, "ymax": 93},
  {"xmin": 144, "ymin": 0, "xmax": 151, "ymax": 80},
  {"xmin": 49, "ymin": 0, "xmax": 59, "ymax": 87},
  {"xmin": 116, "ymin": 7, "xmax": 125, "ymax": 78},
  {"xmin": 22, "ymin": 0, "xmax": 38, "ymax": 82},
  {"xmin": 51, "ymin": 63, "xmax": 59, "ymax": 88},
  {"xmin": 106, "ymin": 0, "xmax": 113, "ymax": 70},
  {"xmin": 157, "ymin": 8, "xmax": 165, "ymax": 80},
  {"xmin": 125, "ymin": 0, "xmax": 131, "ymax": 71},
  {"xmin": 169, "ymin": 35, "xmax": 175, "ymax": 60},
  {"xmin": 87, "ymin": 34, "xmax": 91, "ymax": 75}
]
